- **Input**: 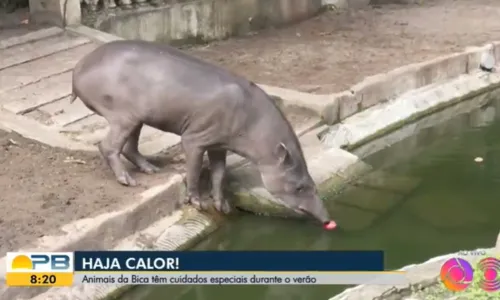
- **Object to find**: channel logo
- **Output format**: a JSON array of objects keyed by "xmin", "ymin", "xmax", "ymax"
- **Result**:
[
  {"xmin": 6, "ymin": 252, "xmax": 74, "ymax": 287},
  {"xmin": 440, "ymin": 258, "xmax": 474, "ymax": 291},
  {"xmin": 476, "ymin": 257, "xmax": 500, "ymax": 292},
  {"xmin": 440, "ymin": 257, "xmax": 500, "ymax": 292},
  {"xmin": 6, "ymin": 252, "xmax": 73, "ymax": 273}
]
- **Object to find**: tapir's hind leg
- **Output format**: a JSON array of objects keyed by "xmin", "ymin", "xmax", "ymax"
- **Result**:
[
  {"xmin": 122, "ymin": 123, "xmax": 161, "ymax": 174},
  {"xmin": 99, "ymin": 117, "xmax": 139, "ymax": 186},
  {"xmin": 207, "ymin": 149, "xmax": 231, "ymax": 214}
]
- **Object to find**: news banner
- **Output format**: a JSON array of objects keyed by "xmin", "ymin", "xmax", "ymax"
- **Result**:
[{"xmin": 5, "ymin": 251, "xmax": 409, "ymax": 287}]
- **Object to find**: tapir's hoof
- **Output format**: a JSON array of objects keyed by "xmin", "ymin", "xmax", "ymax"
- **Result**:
[
  {"xmin": 116, "ymin": 172, "xmax": 137, "ymax": 187},
  {"xmin": 214, "ymin": 199, "xmax": 232, "ymax": 215},
  {"xmin": 184, "ymin": 194, "xmax": 209, "ymax": 211},
  {"xmin": 138, "ymin": 161, "xmax": 161, "ymax": 174}
]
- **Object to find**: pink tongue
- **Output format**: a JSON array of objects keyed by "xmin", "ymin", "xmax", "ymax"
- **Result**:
[{"xmin": 323, "ymin": 220, "xmax": 337, "ymax": 230}]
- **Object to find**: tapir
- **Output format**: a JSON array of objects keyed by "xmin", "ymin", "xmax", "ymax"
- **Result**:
[{"xmin": 71, "ymin": 40, "xmax": 335, "ymax": 228}]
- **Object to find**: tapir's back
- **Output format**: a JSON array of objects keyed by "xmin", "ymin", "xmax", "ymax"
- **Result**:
[
  {"xmin": 72, "ymin": 40, "xmax": 283, "ymax": 136},
  {"xmin": 77, "ymin": 40, "xmax": 251, "ymax": 96}
]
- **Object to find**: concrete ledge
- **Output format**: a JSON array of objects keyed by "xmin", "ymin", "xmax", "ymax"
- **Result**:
[
  {"xmin": 260, "ymin": 42, "xmax": 499, "ymax": 126},
  {"xmin": 66, "ymin": 25, "xmax": 125, "ymax": 43},
  {"xmin": 258, "ymin": 84, "xmax": 332, "ymax": 115},
  {"xmin": 0, "ymin": 108, "xmax": 94, "ymax": 151},
  {"xmin": 352, "ymin": 88, "xmax": 499, "ymax": 161},
  {"xmin": 324, "ymin": 43, "xmax": 500, "ymax": 125},
  {"xmin": 321, "ymin": 71, "xmax": 500, "ymax": 150},
  {"xmin": 0, "ymin": 175, "xmax": 201, "ymax": 299},
  {"xmin": 28, "ymin": 207, "xmax": 221, "ymax": 300},
  {"xmin": 0, "ymin": 27, "xmax": 64, "ymax": 50}
]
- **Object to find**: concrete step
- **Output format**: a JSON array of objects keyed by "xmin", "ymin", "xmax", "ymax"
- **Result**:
[
  {"xmin": 59, "ymin": 114, "xmax": 108, "ymax": 142},
  {"xmin": 0, "ymin": 33, "xmax": 90, "ymax": 70},
  {"xmin": 0, "ymin": 43, "xmax": 98, "ymax": 94},
  {"xmin": 73, "ymin": 123, "xmax": 181, "ymax": 152},
  {"xmin": 36, "ymin": 96, "xmax": 94, "ymax": 127},
  {"xmin": 0, "ymin": 26, "xmax": 63, "ymax": 50},
  {"xmin": 0, "ymin": 71, "xmax": 72, "ymax": 114},
  {"xmin": 59, "ymin": 114, "xmax": 182, "ymax": 154}
]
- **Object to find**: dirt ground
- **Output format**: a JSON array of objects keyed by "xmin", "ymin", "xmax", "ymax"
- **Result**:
[
  {"xmin": 185, "ymin": 0, "xmax": 500, "ymax": 94},
  {"xmin": 0, "ymin": 129, "xmax": 185, "ymax": 256}
]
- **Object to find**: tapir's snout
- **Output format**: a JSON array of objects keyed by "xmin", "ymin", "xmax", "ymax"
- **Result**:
[{"xmin": 297, "ymin": 196, "xmax": 331, "ymax": 224}]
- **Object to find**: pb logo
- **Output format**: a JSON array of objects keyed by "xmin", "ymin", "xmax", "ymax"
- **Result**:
[{"xmin": 6, "ymin": 252, "xmax": 74, "ymax": 273}]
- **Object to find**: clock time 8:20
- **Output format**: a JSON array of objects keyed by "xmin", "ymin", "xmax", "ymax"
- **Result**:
[{"xmin": 31, "ymin": 274, "xmax": 56, "ymax": 284}]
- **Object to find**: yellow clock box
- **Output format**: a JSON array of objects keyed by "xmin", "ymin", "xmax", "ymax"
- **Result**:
[
  {"xmin": 6, "ymin": 272, "xmax": 73, "ymax": 287},
  {"xmin": 6, "ymin": 252, "xmax": 74, "ymax": 287}
]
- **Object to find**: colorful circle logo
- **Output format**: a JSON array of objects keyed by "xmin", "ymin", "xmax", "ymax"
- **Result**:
[
  {"xmin": 477, "ymin": 257, "xmax": 500, "ymax": 292},
  {"xmin": 440, "ymin": 258, "xmax": 474, "ymax": 291}
]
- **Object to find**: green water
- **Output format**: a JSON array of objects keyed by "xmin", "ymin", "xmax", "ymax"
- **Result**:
[{"xmin": 122, "ymin": 97, "xmax": 500, "ymax": 300}]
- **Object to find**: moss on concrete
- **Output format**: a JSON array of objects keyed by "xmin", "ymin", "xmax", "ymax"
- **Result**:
[{"xmin": 231, "ymin": 190, "xmax": 300, "ymax": 218}]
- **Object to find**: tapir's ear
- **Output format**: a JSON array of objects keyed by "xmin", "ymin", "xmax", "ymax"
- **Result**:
[{"xmin": 276, "ymin": 142, "xmax": 292, "ymax": 166}]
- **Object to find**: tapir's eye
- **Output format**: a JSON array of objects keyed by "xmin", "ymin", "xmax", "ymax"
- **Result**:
[{"xmin": 295, "ymin": 186, "xmax": 304, "ymax": 193}]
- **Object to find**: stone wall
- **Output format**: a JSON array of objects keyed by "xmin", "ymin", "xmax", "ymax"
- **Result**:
[
  {"xmin": 28, "ymin": 0, "xmax": 374, "ymax": 42},
  {"xmin": 90, "ymin": 0, "xmax": 324, "ymax": 43},
  {"xmin": 29, "ymin": 0, "xmax": 81, "ymax": 27}
]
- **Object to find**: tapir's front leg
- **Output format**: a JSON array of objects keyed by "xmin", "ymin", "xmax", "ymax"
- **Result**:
[
  {"xmin": 207, "ymin": 149, "xmax": 231, "ymax": 214},
  {"xmin": 182, "ymin": 140, "xmax": 209, "ymax": 211}
]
